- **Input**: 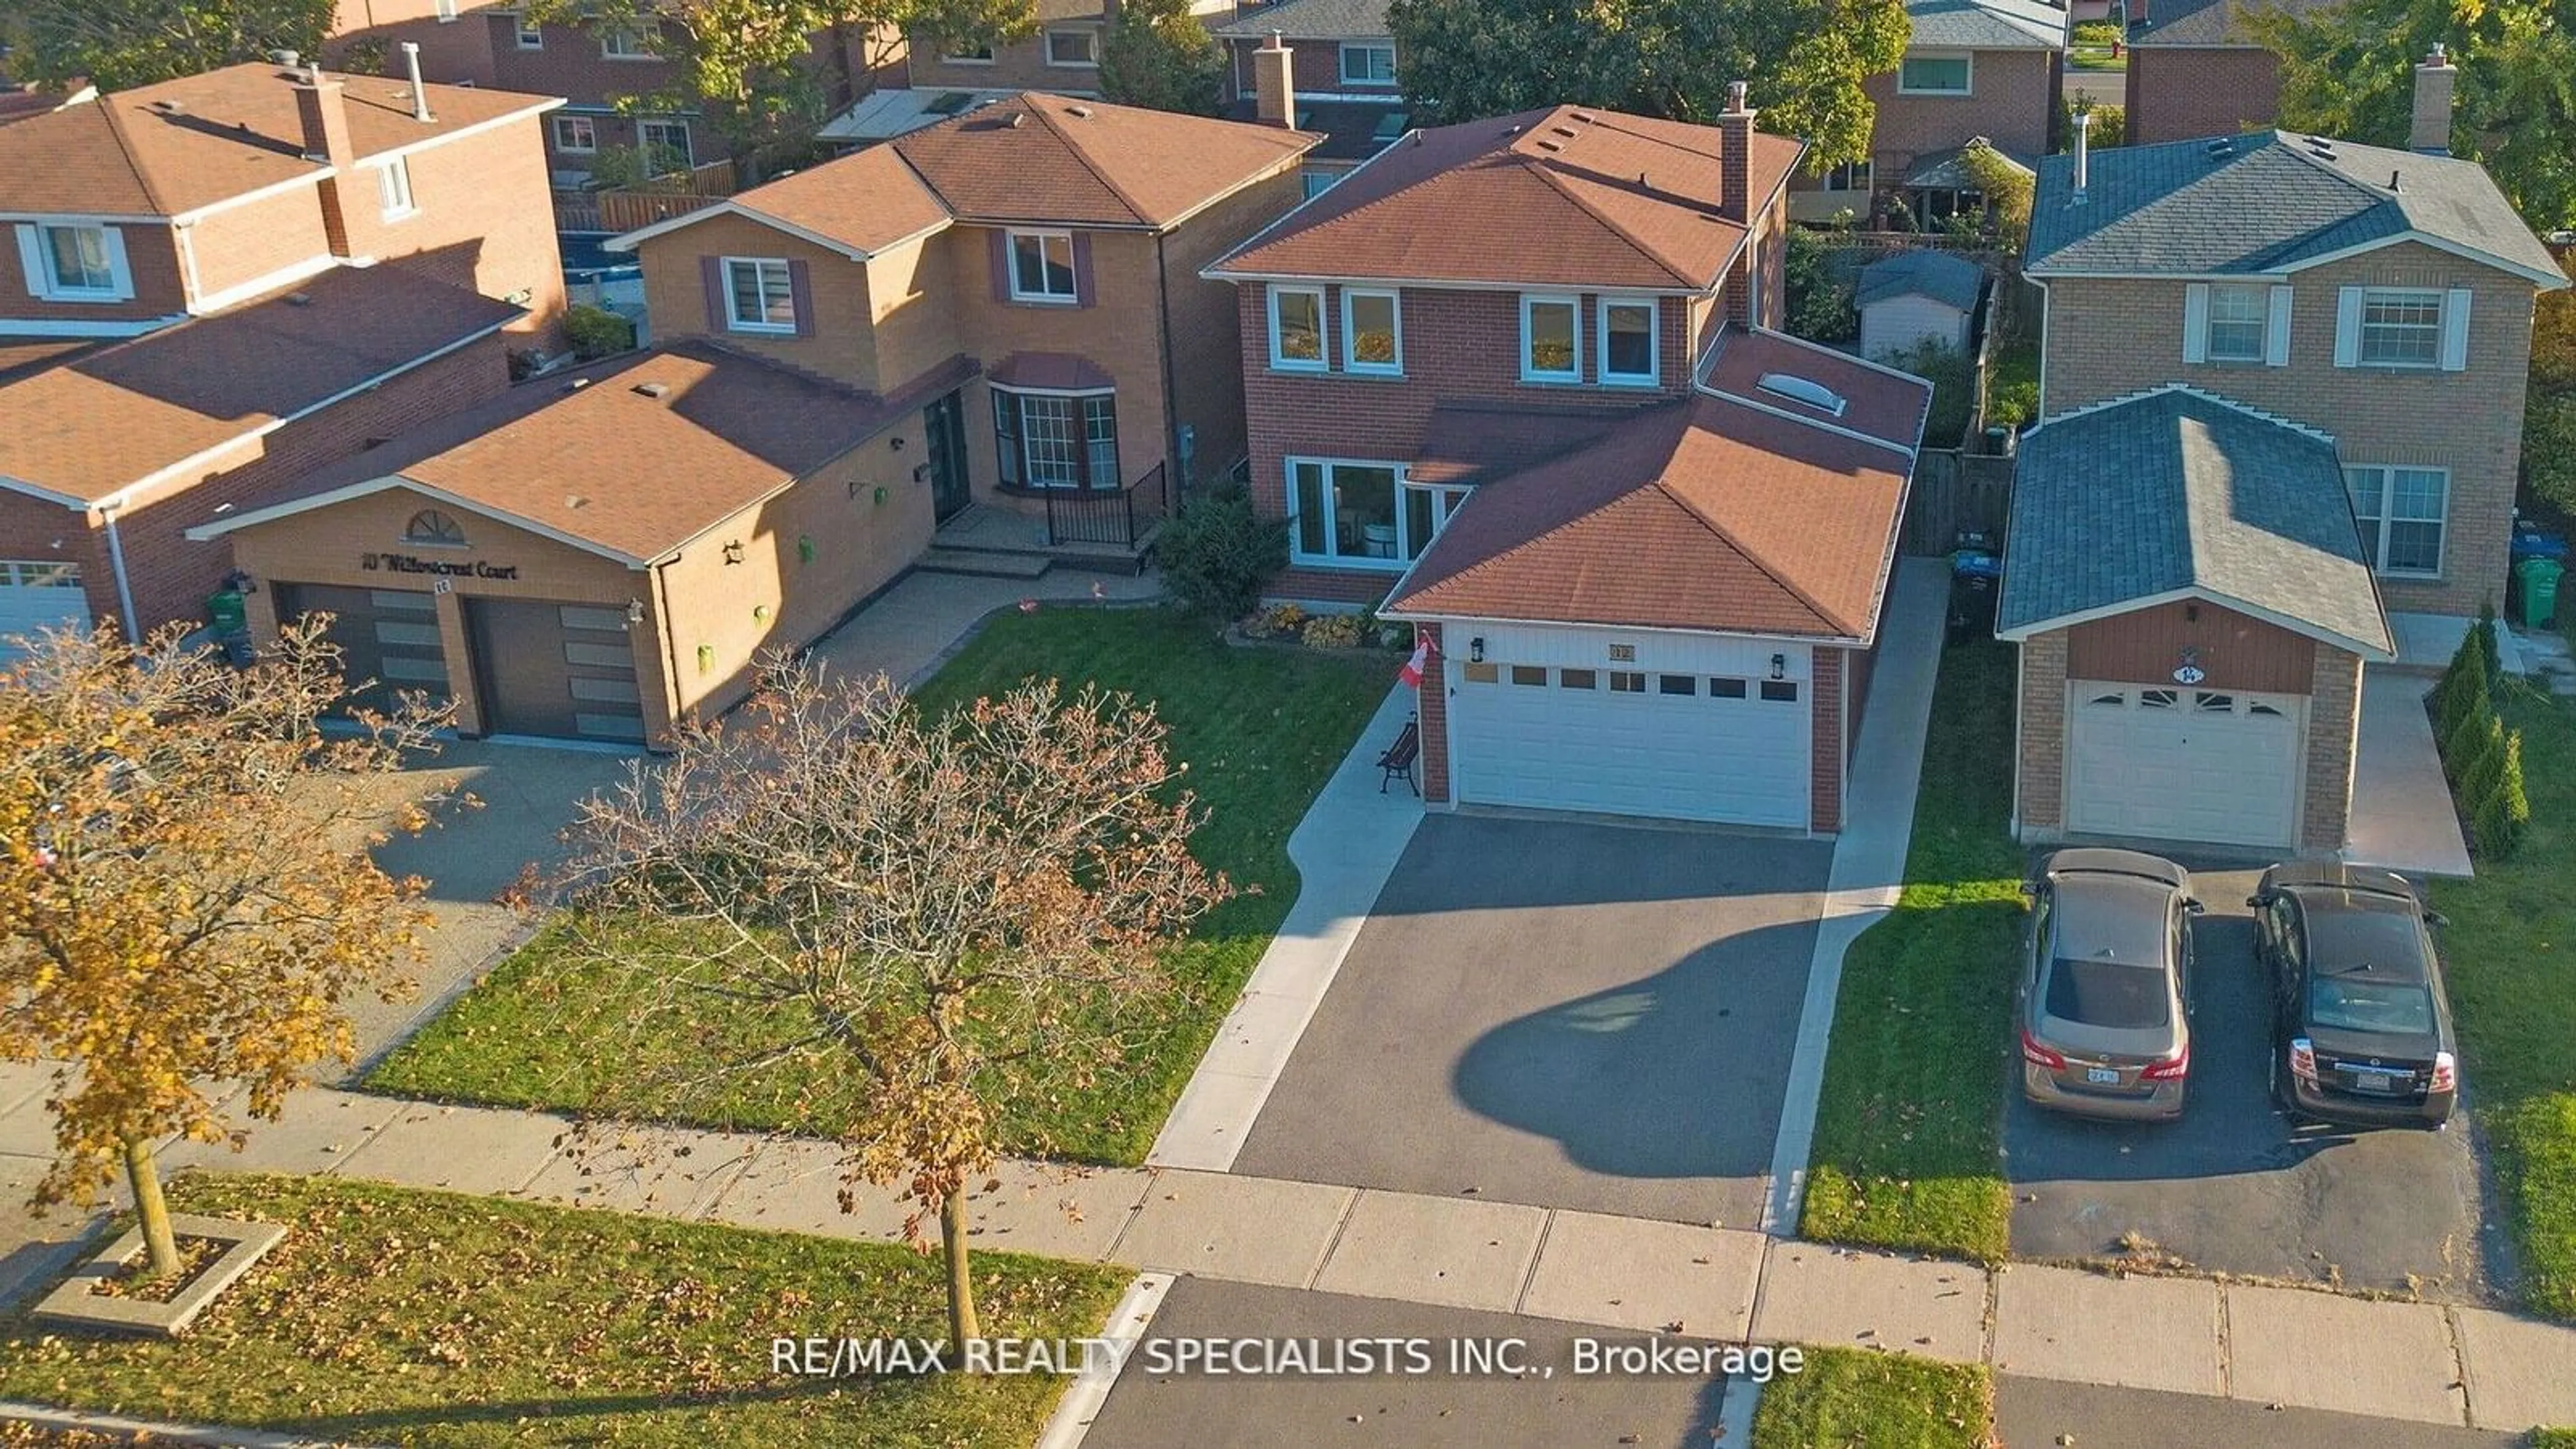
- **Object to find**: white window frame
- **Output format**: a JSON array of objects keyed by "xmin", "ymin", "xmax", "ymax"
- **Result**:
[
  {"xmin": 1340, "ymin": 288, "xmax": 1401, "ymax": 376},
  {"xmin": 552, "ymin": 115, "xmax": 598, "ymax": 154},
  {"xmin": 16, "ymin": 221, "xmax": 131, "ymax": 302},
  {"xmin": 601, "ymin": 25, "xmax": 655, "ymax": 59},
  {"xmin": 1006, "ymin": 229, "xmax": 1079, "ymax": 304},
  {"xmin": 515, "ymin": 20, "xmax": 544, "ymax": 48},
  {"xmin": 1285, "ymin": 458, "xmax": 1464, "ymax": 570},
  {"xmin": 434, "ymin": 0, "xmax": 458, "ymax": 18},
  {"xmin": 2202, "ymin": 282, "xmax": 2267, "ymax": 363},
  {"xmin": 2357, "ymin": 287, "xmax": 2445, "ymax": 369},
  {"xmin": 1268, "ymin": 284, "xmax": 1326, "ymax": 371},
  {"xmin": 373, "ymin": 158, "xmax": 417, "ymax": 221},
  {"xmin": 722, "ymin": 256, "xmax": 796, "ymax": 335},
  {"xmin": 1044, "ymin": 27, "xmax": 1100, "ymax": 67},
  {"xmin": 1520, "ymin": 294, "xmax": 1581, "ymax": 384},
  {"xmin": 993, "ymin": 384, "xmax": 1120, "ymax": 490},
  {"xmin": 1897, "ymin": 51, "xmax": 1973, "ymax": 95},
  {"xmin": 637, "ymin": 119, "xmax": 693, "ymax": 167},
  {"xmin": 1301, "ymin": 169, "xmax": 1338, "ymax": 199},
  {"xmin": 2345, "ymin": 464, "xmax": 2449, "ymax": 578},
  {"xmin": 1340, "ymin": 42, "xmax": 1397, "ymax": 85},
  {"xmin": 1597, "ymin": 295, "xmax": 1660, "ymax": 387}
]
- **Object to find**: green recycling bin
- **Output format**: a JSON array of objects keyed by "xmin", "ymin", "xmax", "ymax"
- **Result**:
[
  {"xmin": 205, "ymin": 588, "xmax": 247, "ymax": 635},
  {"xmin": 2517, "ymin": 555, "xmax": 2563, "ymax": 630}
]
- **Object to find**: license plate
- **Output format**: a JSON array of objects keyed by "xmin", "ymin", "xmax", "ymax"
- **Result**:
[
  {"xmin": 2351, "ymin": 1071, "xmax": 2401, "ymax": 1092},
  {"xmin": 2085, "ymin": 1067, "xmax": 2121, "ymax": 1085}
]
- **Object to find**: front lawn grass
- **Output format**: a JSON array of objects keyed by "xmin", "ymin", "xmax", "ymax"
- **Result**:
[
  {"xmin": 1799, "ymin": 639, "xmax": 2022, "ymax": 1264},
  {"xmin": 2428, "ymin": 679, "xmax": 2576, "ymax": 1321},
  {"xmin": 1750, "ymin": 1348, "xmax": 1992, "ymax": 1449},
  {"xmin": 0, "ymin": 1174, "xmax": 1128, "ymax": 1447},
  {"xmin": 368, "ymin": 606, "xmax": 1396, "ymax": 1165}
]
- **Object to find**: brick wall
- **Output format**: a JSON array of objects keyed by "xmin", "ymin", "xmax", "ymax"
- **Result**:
[
  {"xmin": 2302, "ymin": 645, "xmax": 2361, "ymax": 850},
  {"xmin": 354, "ymin": 113, "xmax": 569, "ymax": 343},
  {"xmin": 1417, "ymin": 621, "xmax": 1449, "ymax": 802},
  {"xmin": 2125, "ymin": 46, "xmax": 2284, "ymax": 146},
  {"xmin": 2014, "ymin": 629, "xmax": 2069, "ymax": 835},
  {"xmin": 1157, "ymin": 165, "xmax": 1304, "ymax": 486},
  {"xmin": 1226, "ymin": 40, "xmax": 1393, "ymax": 99},
  {"xmin": 2039, "ymin": 241, "xmax": 2539, "ymax": 616},
  {"xmin": 0, "ymin": 221, "xmax": 189, "ymax": 325},
  {"xmin": 1810, "ymin": 645, "xmax": 1845, "ymax": 832},
  {"xmin": 183, "ymin": 187, "xmax": 337, "ymax": 303},
  {"xmin": 641, "ymin": 213, "xmax": 883, "ymax": 389},
  {"xmin": 486, "ymin": 16, "xmax": 683, "ymax": 110},
  {"xmin": 1845, "ymin": 634, "xmax": 1878, "ymax": 764},
  {"xmin": 907, "ymin": 23, "xmax": 1104, "ymax": 93},
  {"xmin": 1862, "ymin": 47, "xmax": 2056, "ymax": 175}
]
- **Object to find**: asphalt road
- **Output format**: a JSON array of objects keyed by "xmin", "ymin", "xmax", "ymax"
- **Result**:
[
  {"xmin": 2005, "ymin": 863, "xmax": 2493, "ymax": 1299},
  {"xmin": 1081, "ymin": 1276, "xmax": 1746, "ymax": 1449},
  {"xmin": 1992, "ymin": 1375, "xmax": 2518, "ymax": 1448},
  {"xmin": 1232, "ymin": 812, "xmax": 1832, "ymax": 1228}
]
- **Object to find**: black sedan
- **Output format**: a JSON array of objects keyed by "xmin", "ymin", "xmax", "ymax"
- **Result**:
[{"xmin": 2249, "ymin": 863, "xmax": 2458, "ymax": 1127}]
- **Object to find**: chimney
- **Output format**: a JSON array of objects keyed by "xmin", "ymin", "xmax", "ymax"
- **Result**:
[
  {"xmin": 1718, "ymin": 80, "xmax": 1754, "ymax": 223},
  {"xmin": 292, "ymin": 67, "xmax": 360, "ymax": 258},
  {"xmin": 1253, "ymin": 31, "xmax": 1294, "ymax": 128},
  {"xmin": 401, "ymin": 41, "xmax": 435, "ymax": 123},
  {"xmin": 2072, "ymin": 107, "xmax": 2092, "ymax": 203},
  {"xmin": 2410, "ymin": 42, "xmax": 2455, "ymax": 154}
]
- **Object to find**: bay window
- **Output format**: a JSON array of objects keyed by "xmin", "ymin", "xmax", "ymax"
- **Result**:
[
  {"xmin": 994, "ymin": 387, "xmax": 1118, "ymax": 490},
  {"xmin": 1287, "ymin": 458, "xmax": 1467, "ymax": 567},
  {"xmin": 2345, "ymin": 465, "xmax": 2447, "ymax": 576}
]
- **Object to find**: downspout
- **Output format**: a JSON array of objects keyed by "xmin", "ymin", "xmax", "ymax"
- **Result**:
[
  {"xmin": 648, "ymin": 557, "xmax": 686, "ymax": 745},
  {"xmin": 99, "ymin": 505, "xmax": 142, "ymax": 641},
  {"xmin": 1155, "ymin": 231, "xmax": 1181, "ymax": 496},
  {"xmin": 2033, "ymin": 277, "xmax": 2051, "ymax": 421}
]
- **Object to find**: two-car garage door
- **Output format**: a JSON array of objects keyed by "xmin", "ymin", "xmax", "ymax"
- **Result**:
[
  {"xmin": 1446, "ymin": 625, "xmax": 1812, "ymax": 827},
  {"xmin": 2064, "ymin": 681, "xmax": 2304, "ymax": 848}
]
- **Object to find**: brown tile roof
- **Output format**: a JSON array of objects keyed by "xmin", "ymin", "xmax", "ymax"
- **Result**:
[
  {"xmin": 199, "ymin": 342, "xmax": 950, "ymax": 564},
  {"xmin": 890, "ymin": 91, "xmax": 1316, "ymax": 228},
  {"xmin": 1212, "ymin": 106, "xmax": 1806, "ymax": 288},
  {"xmin": 716, "ymin": 144, "xmax": 951, "ymax": 256},
  {"xmin": 1699, "ymin": 325, "xmax": 1934, "ymax": 451},
  {"xmin": 1389, "ymin": 382, "xmax": 1926, "ymax": 640},
  {"xmin": 0, "ymin": 339, "xmax": 101, "ymax": 386},
  {"xmin": 0, "ymin": 62, "xmax": 555, "ymax": 217},
  {"xmin": 1409, "ymin": 399, "xmax": 1634, "ymax": 486},
  {"xmin": 0, "ymin": 266, "xmax": 521, "ymax": 506}
]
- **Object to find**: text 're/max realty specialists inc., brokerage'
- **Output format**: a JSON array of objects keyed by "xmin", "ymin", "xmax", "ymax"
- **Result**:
[{"xmin": 771, "ymin": 1336, "xmax": 1809, "ymax": 1383}]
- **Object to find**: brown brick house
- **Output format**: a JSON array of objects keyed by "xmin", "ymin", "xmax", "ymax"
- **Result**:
[
  {"xmin": 1207, "ymin": 93, "xmax": 1935, "ymax": 833},
  {"xmin": 0, "ymin": 62, "xmax": 564, "ymax": 649},
  {"xmin": 2123, "ymin": 0, "xmax": 2337, "ymax": 146},
  {"xmin": 1790, "ymin": 0, "xmax": 2065, "ymax": 224},
  {"xmin": 1998, "ymin": 74, "xmax": 2569, "ymax": 851},
  {"xmin": 1209, "ymin": 0, "xmax": 1407, "ymax": 196}
]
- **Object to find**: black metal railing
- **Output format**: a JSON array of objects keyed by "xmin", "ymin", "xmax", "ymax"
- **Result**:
[{"xmin": 1044, "ymin": 462, "xmax": 1168, "ymax": 547}]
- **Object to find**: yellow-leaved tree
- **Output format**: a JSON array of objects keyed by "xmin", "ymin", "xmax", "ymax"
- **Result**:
[{"xmin": 0, "ymin": 619, "xmax": 446, "ymax": 1278}]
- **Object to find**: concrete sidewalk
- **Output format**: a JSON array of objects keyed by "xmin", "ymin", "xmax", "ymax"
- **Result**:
[
  {"xmin": 2347, "ymin": 669, "xmax": 2474, "ymax": 877},
  {"xmin": 9, "ymin": 1072, "xmax": 2561, "ymax": 1436}
]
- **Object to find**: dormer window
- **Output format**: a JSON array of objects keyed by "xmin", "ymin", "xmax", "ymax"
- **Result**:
[{"xmin": 405, "ymin": 509, "xmax": 468, "ymax": 547}]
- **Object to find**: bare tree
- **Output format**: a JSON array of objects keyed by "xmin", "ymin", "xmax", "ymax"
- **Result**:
[
  {"xmin": 0, "ymin": 620, "xmax": 446, "ymax": 1278},
  {"xmin": 549, "ymin": 665, "xmax": 1226, "ymax": 1344}
]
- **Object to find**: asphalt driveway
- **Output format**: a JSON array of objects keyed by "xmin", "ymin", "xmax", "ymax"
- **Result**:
[
  {"xmin": 2005, "ymin": 865, "xmax": 2493, "ymax": 1300},
  {"xmin": 1232, "ymin": 812, "xmax": 1831, "ymax": 1228}
]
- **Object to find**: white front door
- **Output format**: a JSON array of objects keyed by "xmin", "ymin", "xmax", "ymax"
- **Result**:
[
  {"xmin": 2064, "ymin": 680, "xmax": 2304, "ymax": 847},
  {"xmin": 1446, "ymin": 623, "xmax": 1813, "ymax": 828},
  {"xmin": 0, "ymin": 559, "xmax": 90, "ymax": 658}
]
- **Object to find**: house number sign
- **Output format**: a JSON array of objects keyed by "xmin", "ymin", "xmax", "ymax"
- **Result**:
[{"xmin": 2172, "ymin": 647, "xmax": 2206, "ymax": 686}]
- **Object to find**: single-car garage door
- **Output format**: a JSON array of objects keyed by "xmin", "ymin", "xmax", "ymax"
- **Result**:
[
  {"xmin": 468, "ymin": 598, "xmax": 646, "ymax": 743},
  {"xmin": 274, "ymin": 583, "xmax": 449, "ymax": 715},
  {"xmin": 2065, "ymin": 682, "xmax": 2303, "ymax": 847},
  {"xmin": 0, "ymin": 559, "xmax": 91, "ymax": 657},
  {"xmin": 1448, "ymin": 625, "xmax": 1811, "ymax": 827}
]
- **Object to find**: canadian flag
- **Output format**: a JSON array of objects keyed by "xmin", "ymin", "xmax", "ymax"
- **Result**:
[{"xmin": 1397, "ymin": 630, "xmax": 1435, "ymax": 688}]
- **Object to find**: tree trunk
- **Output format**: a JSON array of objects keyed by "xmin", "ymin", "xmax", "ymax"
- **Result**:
[
  {"xmin": 123, "ymin": 1136, "xmax": 180, "ymax": 1281},
  {"xmin": 940, "ymin": 1189, "xmax": 979, "ymax": 1349}
]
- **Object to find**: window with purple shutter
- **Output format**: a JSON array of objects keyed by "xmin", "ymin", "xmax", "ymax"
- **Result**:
[
  {"xmin": 788, "ymin": 260, "xmax": 815, "ymax": 337},
  {"xmin": 699, "ymin": 256, "xmax": 724, "ymax": 332}
]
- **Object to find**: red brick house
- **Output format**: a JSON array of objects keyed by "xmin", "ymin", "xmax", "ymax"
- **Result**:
[
  {"xmin": 1207, "ymin": 93, "xmax": 1934, "ymax": 833},
  {"xmin": 1209, "ymin": 0, "xmax": 1407, "ymax": 196},
  {"xmin": 0, "ymin": 62, "xmax": 564, "ymax": 648}
]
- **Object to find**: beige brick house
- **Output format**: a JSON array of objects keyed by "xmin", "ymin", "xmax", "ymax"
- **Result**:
[{"xmin": 1998, "ymin": 69, "xmax": 2569, "ymax": 852}]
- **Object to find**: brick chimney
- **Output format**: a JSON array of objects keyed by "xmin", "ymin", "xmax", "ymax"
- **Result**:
[
  {"xmin": 1254, "ymin": 31, "xmax": 1294, "ymax": 127},
  {"xmin": 1718, "ymin": 79, "xmax": 1754, "ymax": 223},
  {"xmin": 291, "ymin": 65, "xmax": 360, "ymax": 258},
  {"xmin": 2410, "ymin": 43, "xmax": 2456, "ymax": 154}
]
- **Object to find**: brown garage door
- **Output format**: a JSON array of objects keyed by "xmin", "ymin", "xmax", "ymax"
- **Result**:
[
  {"xmin": 273, "ymin": 584, "xmax": 449, "ymax": 718},
  {"xmin": 467, "ymin": 598, "xmax": 645, "ymax": 743}
]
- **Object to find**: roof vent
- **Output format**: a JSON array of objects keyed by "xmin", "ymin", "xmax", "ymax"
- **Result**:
[
  {"xmin": 2306, "ymin": 135, "xmax": 2337, "ymax": 159},
  {"xmin": 1570, "ymin": 109, "xmax": 1597, "ymax": 123},
  {"xmin": 270, "ymin": 49, "xmax": 301, "ymax": 67},
  {"xmin": 2388, "ymin": 168, "xmax": 2402, "ymax": 191},
  {"xmin": 565, "ymin": 494, "xmax": 590, "ymax": 510},
  {"xmin": 1756, "ymin": 372, "xmax": 1848, "ymax": 417},
  {"xmin": 632, "ymin": 381, "xmax": 669, "ymax": 398},
  {"xmin": 1008, "ymin": 111, "xmax": 1025, "ymax": 128},
  {"xmin": 1534, "ymin": 138, "xmax": 1561, "ymax": 152},
  {"xmin": 563, "ymin": 377, "xmax": 591, "ymax": 392},
  {"xmin": 1550, "ymin": 124, "xmax": 1576, "ymax": 138},
  {"xmin": 150, "ymin": 98, "xmax": 184, "ymax": 114},
  {"xmin": 2204, "ymin": 136, "xmax": 2235, "ymax": 157},
  {"xmin": 1065, "ymin": 103, "xmax": 1093, "ymax": 118},
  {"xmin": 284, "ymin": 291, "xmax": 312, "ymax": 306}
]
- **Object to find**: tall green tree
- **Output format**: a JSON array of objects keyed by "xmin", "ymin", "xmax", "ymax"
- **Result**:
[
  {"xmin": 2249, "ymin": 0, "xmax": 2576, "ymax": 230},
  {"xmin": 3, "ymin": 0, "xmax": 333, "ymax": 91},
  {"xmin": 1099, "ymin": 0, "xmax": 1226, "ymax": 117},
  {"xmin": 1385, "ymin": 0, "xmax": 1910, "ymax": 171}
]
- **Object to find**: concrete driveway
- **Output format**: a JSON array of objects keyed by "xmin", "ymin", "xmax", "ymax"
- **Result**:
[
  {"xmin": 2005, "ymin": 865, "xmax": 2492, "ymax": 1300},
  {"xmin": 1994, "ymin": 1376, "xmax": 2518, "ymax": 1449},
  {"xmin": 1232, "ymin": 812, "xmax": 1831, "ymax": 1229}
]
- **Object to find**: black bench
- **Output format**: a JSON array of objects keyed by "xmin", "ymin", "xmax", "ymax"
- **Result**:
[{"xmin": 1377, "ymin": 715, "xmax": 1420, "ymax": 796}]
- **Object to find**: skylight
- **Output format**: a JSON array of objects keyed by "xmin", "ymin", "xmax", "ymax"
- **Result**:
[{"xmin": 1756, "ymin": 372, "xmax": 1848, "ymax": 417}]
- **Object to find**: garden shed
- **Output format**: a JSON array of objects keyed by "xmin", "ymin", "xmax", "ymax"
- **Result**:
[{"xmin": 1857, "ymin": 251, "xmax": 1987, "ymax": 363}]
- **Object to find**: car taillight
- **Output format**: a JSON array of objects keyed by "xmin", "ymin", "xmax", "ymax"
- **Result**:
[
  {"xmin": 2139, "ymin": 1044, "xmax": 2190, "ymax": 1082},
  {"xmin": 2290, "ymin": 1038, "xmax": 2317, "ymax": 1082},
  {"xmin": 2430, "ymin": 1052, "xmax": 2456, "ymax": 1094},
  {"xmin": 2021, "ymin": 1028, "xmax": 2065, "ymax": 1070}
]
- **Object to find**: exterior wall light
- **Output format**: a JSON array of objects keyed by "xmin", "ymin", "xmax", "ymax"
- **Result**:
[
  {"xmin": 1770, "ymin": 653, "xmax": 1787, "ymax": 680},
  {"xmin": 1469, "ymin": 637, "xmax": 1485, "ymax": 663}
]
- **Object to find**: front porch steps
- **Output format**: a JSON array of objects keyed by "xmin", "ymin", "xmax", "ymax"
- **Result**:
[
  {"xmin": 917, "ymin": 505, "xmax": 1161, "ymax": 580},
  {"xmin": 916, "ymin": 545, "xmax": 1053, "ymax": 580}
]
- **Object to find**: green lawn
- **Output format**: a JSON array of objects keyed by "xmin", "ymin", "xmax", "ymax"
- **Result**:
[
  {"xmin": 2428, "ymin": 679, "xmax": 2576, "ymax": 1321},
  {"xmin": 0, "ymin": 1174, "xmax": 1127, "ymax": 1447},
  {"xmin": 2068, "ymin": 45, "xmax": 2128, "ymax": 70},
  {"xmin": 1751, "ymin": 1348, "xmax": 1992, "ymax": 1449},
  {"xmin": 1800, "ymin": 639, "xmax": 2023, "ymax": 1264},
  {"xmin": 368, "ymin": 606, "xmax": 1397, "ymax": 1165}
]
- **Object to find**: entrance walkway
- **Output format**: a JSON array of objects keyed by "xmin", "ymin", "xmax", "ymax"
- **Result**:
[
  {"xmin": 800, "ymin": 568, "xmax": 1163, "ymax": 692},
  {"xmin": 2348, "ymin": 669, "xmax": 2473, "ymax": 878}
]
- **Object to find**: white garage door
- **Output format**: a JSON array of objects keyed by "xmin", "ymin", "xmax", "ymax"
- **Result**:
[
  {"xmin": 1448, "ymin": 623, "xmax": 1812, "ymax": 827},
  {"xmin": 2065, "ymin": 681, "xmax": 2304, "ymax": 847},
  {"xmin": 0, "ymin": 559, "xmax": 90, "ymax": 659}
]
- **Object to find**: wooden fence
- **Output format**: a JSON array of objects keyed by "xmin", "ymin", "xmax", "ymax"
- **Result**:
[
  {"xmin": 553, "ymin": 158, "xmax": 739, "ymax": 235},
  {"xmin": 1902, "ymin": 448, "xmax": 2015, "ymax": 555}
]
